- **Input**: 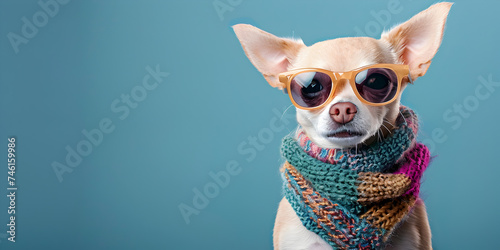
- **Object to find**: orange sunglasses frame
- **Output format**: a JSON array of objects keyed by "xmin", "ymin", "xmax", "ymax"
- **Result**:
[{"xmin": 277, "ymin": 64, "xmax": 412, "ymax": 110}]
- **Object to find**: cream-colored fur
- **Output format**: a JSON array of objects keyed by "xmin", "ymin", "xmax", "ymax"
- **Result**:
[{"xmin": 234, "ymin": 2, "xmax": 452, "ymax": 249}]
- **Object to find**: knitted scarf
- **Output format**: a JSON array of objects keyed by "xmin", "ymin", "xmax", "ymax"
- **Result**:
[{"xmin": 280, "ymin": 106, "xmax": 430, "ymax": 249}]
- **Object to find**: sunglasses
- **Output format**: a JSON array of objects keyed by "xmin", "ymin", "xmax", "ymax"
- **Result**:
[{"xmin": 277, "ymin": 64, "xmax": 412, "ymax": 110}]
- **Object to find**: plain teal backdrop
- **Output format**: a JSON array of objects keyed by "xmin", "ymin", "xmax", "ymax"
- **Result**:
[{"xmin": 0, "ymin": 0, "xmax": 499, "ymax": 249}]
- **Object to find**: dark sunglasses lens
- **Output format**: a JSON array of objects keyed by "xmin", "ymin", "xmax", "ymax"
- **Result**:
[
  {"xmin": 354, "ymin": 68, "xmax": 398, "ymax": 103},
  {"xmin": 290, "ymin": 71, "xmax": 332, "ymax": 108}
]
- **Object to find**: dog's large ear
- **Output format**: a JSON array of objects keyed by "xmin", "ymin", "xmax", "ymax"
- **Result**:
[
  {"xmin": 233, "ymin": 24, "xmax": 305, "ymax": 89},
  {"xmin": 381, "ymin": 2, "xmax": 452, "ymax": 81}
]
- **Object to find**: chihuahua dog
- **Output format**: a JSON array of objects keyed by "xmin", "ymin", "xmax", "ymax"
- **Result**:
[{"xmin": 234, "ymin": 2, "xmax": 451, "ymax": 249}]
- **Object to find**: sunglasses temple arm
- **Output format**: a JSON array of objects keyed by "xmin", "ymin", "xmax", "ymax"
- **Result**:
[
  {"xmin": 407, "ymin": 69, "xmax": 414, "ymax": 84},
  {"xmin": 277, "ymin": 74, "xmax": 289, "ymax": 93}
]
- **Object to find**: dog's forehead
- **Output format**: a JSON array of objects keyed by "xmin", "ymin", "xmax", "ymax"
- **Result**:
[{"xmin": 292, "ymin": 37, "xmax": 396, "ymax": 71}]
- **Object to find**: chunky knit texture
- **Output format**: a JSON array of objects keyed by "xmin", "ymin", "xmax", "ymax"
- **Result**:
[{"xmin": 280, "ymin": 106, "xmax": 430, "ymax": 249}]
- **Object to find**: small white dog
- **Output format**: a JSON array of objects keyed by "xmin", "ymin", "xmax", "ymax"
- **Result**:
[{"xmin": 234, "ymin": 3, "xmax": 452, "ymax": 249}]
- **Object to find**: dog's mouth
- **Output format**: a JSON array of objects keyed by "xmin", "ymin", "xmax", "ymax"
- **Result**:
[{"xmin": 326, "ymin": 129, "xmax": 364, "ymax": 138}]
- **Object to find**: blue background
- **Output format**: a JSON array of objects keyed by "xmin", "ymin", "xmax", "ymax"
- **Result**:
[{"xmin": 0, "ymin": 0, "xmax": 499, "ymax": 249}]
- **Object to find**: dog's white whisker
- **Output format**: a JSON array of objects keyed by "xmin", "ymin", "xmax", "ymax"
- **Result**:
[
  {"xmin": 280, "ymin": 104, "xmax": 294, "ymax": 122},
  {"xmin": 398, "ymin": 110, "xmax": 405, "ymax": 122},
  {"xmin": 383, "ymin": 118, "xmax": 395, "ymax": 127},
  {"xmin": 381, "ymin": 123, "xmax": 391, "ymax": 134}
]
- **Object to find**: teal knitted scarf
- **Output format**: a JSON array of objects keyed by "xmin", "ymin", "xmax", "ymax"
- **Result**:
[{"xmin": 280, "ymin": 106, "xmax": 430, "ymax": 249}]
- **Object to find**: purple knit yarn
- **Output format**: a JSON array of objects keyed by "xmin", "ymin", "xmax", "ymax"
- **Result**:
[{"xmin": 394, "ymin": 143, "xmax": 430, "ymax": 197}]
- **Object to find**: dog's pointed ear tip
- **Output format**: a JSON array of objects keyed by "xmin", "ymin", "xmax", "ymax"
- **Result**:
[
  {"xmin": 232, "ymin": 24, "xmax": 260, "ymax": 39},
  {"xmin": 433, "ymin": 2, "xmax": 454, "ymax": 12},
  {"xmin": 231, "ymin": 23, "xmax": 242, "ymax": 29},
  {"xmin": 436, "ymin": 2, "xmax": 454, "ymax": 6},
  {"xmin": 232, "ymin": 24, "xmax": 255, "ymax": 32},
  {"xmin": 232, "ymin": 24, "xmax": 243, "ymax": 32},
  {"xmin": 441, "ymin": 2, "xmax": 454, "ymax": 8}
]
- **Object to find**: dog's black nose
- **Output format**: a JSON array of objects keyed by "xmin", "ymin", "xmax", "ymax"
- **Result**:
[{"xmin": 330, "ymin": 102, "xmax": 357, "ymax": 124}]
